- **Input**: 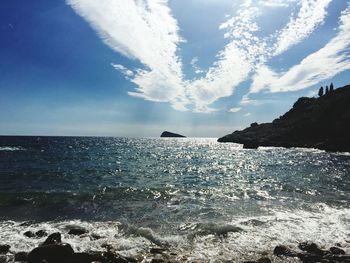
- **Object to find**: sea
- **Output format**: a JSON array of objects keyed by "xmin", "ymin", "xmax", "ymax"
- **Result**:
[{"xmin": 0, "ymin": 136, "xmax": 349, "ymax": 262}]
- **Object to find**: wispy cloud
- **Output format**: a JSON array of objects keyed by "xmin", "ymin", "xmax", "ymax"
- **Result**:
[
  {"xmin": 111, "ymin": 63, "xmax": 134, "ymax": 77},
  {"xmin": 250, "ymin": 5, "xmax": 350, "ymax": 93},
  {"xmin": 67, "ymin": 0, "xmax": 188, "ymax": 110},
  {"xmin": 228, "ymin": 107, "xmax": 242, "ymax": 113},
  {"xmin": 273, "ymin": 0, "xmax": 332, "ymax": 56},
  {"xmin": 68, "ymin": 0, "xmax": 349, "ymax": 113}
]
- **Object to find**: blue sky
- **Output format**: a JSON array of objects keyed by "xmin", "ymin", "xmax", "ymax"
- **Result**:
[{"xmin": 1, "ymin": 0, "xmax": 349, "ymax": 137}]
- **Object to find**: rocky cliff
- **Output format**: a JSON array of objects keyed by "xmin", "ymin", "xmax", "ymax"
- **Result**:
[{"xmin": 218, "ymin": 84, "xmax": 350, "ymax": 152}]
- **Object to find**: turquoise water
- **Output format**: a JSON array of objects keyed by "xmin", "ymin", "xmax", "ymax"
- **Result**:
[{"xmin": 0, "ymin": 136, "xmax": 349, "ymax": 260}]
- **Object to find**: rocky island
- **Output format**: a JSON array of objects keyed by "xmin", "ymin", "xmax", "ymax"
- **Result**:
[
  {"xmin": 218, "ymin": 84, "xmax": 350, "ymax": 152},
  {"xmin": 160, "ymin": 131, "xmax": 186, "ymax": 138}
]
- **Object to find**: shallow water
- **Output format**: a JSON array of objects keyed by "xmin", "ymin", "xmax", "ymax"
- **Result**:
[{"xmin": 0, "ymin": 136, "xmax": 349, "ymax": 261}]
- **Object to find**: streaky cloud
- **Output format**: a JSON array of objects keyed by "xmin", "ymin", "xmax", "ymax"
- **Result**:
[
  {"xmin": 273, "ymin": 0, "xmax": 332, "ymax": 56},
  {"xmin": 250, "ymin": 4, "xmax": 350, "ymax": 93}
]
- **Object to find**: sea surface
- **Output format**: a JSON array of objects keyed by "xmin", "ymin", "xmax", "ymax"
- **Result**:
[{"xmin": 0, "ymin": 136, "xmax": 349, "ymax": 261}]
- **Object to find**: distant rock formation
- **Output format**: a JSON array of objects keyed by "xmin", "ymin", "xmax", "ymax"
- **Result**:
[
  {"xmin": 161, "ymin": 131, "xmax": 186, "ymax": 138},
  {"xmin": 218, "ymin": 84, "xmax": 350, "ymax": 152}
]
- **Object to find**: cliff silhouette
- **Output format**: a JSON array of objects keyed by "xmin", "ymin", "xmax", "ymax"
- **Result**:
[{"xmin": 218, "ymin": 84, "xmax": 350, "ymax": 152}]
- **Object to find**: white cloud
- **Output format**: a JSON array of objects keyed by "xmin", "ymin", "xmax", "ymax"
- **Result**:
[
  {"xmin": 250, "ymin": 5, "xmax": 350, "ymax": 93},
  {"xmin": 67, "ymin": 0, "xmax": 188, "ymax": 109},
  {"xmin": 258, "ymin": 0, "xmax": 298, "ymax": 8},
  {"xmin": 111, "ymin": 63, "xmax": 134, "ymax": 77},
  {"xmin": 190, "ymin": 57, "xmax": 204, "ymax": 74},
  {"xmin": 228, "ymin": 107, "xmax": 242, "ymax": 113},
  {"xmin": 273, "ymin": 0, "xmax": 332, "ymax": 56},
  {"xmin": 68, "ymin": 0, "xmax": 349, "ymax": 113}
]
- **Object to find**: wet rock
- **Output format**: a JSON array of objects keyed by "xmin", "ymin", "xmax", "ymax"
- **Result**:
[
  {"xmin": 150, "ymin": 247, "xmax": 166, "ymax": 254},
  {"xmin": 89, "ymin": 251, "xmax": 138, "ymax": 263},
  {"xmin": 329, "ymin": 246, "xmax": 345, "ymax": 255},
  {"xmin": 0, "ymin": 245, "xmax": 10, "ymax": 254},
  {"xmin": 273, "ymin": 245, "xmax": 296, "ymax": 257},
  {"xmin": 41, "ymin": 232, "xmax": 61, "ymax": 246},
  {"xmin": 297, "ymin": 252, "xmax": 323, "ymax": 263},
  {"xmin": 35, "ymin": 230, "xmax": 47, "ymax": 238},
  {"xmin": 24, "ymin": 231, "xmax": 36, "ymax": 238},
  {"xmin": 91, "ymin": 233, "xmax": 102, "ymax": 240},
  {"xmin": 298, "ymin": 242, "xmax": 324, "ymax": 255},
  {"xmin": 14, "ymin": 252, "xmax": 28, "ymax": 262},
  {"xmin": 67, "ymin": 252, "xmax": 92, "ymax": 263},
  {"xmin": 68, "ymin": 227, "xmax": 88, "ymax": 236},
  {"xmin": 28, "ymin": 243, "xmax": 74, "ymax": 263},
  {"xmin": 257, "ymin": 257, "xmax": 271, "ymax": 263}
]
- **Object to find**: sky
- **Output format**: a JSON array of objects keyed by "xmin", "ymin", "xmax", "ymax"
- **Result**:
[{"xmin": 0, "ymin": 0, "xmax": 350, "ymax": 137}]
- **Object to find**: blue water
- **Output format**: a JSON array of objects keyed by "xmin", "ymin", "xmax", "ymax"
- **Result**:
[{"xmin": 0, "ymin": 136, "xmax": 349, "ymax": 261}]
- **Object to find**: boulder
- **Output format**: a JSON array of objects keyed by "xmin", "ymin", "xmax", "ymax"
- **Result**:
[
  {"xmin": 0, "ymin": 245, "xmax": 10, "ymax": 254},
  {"xmin": 14, "ymin": 252, "xmax": 28, "ymax": 262},
  {"xmin": 298, "ymin": 242, "xmax": 324, "ymax": 255},
  {"xmin": 329, "ymin": 246, "xmax": 345, "ymax": 255},
  {"xmin": 273, "ymin": 245, "xmax": 296, "ymax": 257},
  {"xmin": 28, "ymin": 243, "xmax": 74, "ymax": 263},
  {"xmin": 68, "ymin": 227, "xmax": 88, "ymax": 236},
  {"xmin": 41, "ymin": 232, "xmax": 61, "ymax": 246},
  {"xmin": 35, "ymin": 230, "xmax": 47, "ymax": 238},
  {"xmin": 24, "ymin": 231, "xmax": 36, "ymax": 238}
]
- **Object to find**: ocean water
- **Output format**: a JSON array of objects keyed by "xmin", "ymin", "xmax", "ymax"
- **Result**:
[{"xmin": 0, "ymin": 136, "xmax": 349, "ymax": 261}]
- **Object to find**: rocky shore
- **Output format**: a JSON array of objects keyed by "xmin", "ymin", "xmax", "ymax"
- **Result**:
[
  {"xmin": 0, "ymin": 228, "xmax": 349, "ymax": 263},
  {"xmin": 218, "ymin": 84, "xmax": 350, "ymax": 152}
]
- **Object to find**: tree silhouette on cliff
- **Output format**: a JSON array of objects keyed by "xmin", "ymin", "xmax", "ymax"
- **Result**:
[{"xmin": 318, "ymin": 86, "xmax": 324, "ymax": 97}]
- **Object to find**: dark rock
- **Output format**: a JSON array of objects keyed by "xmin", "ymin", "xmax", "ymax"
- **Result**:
[
  {"xmin": 257, "ymin": 257, "xmax": 271, "ymax": 263},
  {"xmin": 160, "ymin": 131, "xmax": 186, "ymax": 138},
  {"xmin": 28, "ymin": 243, "xmax": 74, "ymax": 263},
  {"xmin": 91, "ymin": 233, "xmax": 102, "ymax": 240},
  {"xmin": 151, "ymin": 259, "xmax": 164, "ymax": 263},
  {"xmin": 243, "ymin": 140, "xmax": 259, "ymax": 149},
  {"xmin": 273, "ymin": 245, "xmax": 296, "ymax": 257},
  {"xmin": 298, "ymin": 242, "xmax": 324, "ymax": 255},
  {"xmin": 35, "ymin": 230, "xmax": 47, "ymax": 238},
  {"xmin": 297, "ymin": 252, "xmax": 324, "ymax": 263},
  {"xmin": 0, "ymin": 245, "xmax": 10, "ymax": 254},
  {"xmin": 68, "ymin": 227, "xmax": 88, "ymax": 236},
  {"xmin": 89, "ymin": 251, "xmax": 138, "ymax": 263},
  {"xmin": 67, "ymin": 252, "xmax": 92, "ymax": 263},
  {"xmin": 24, "ymin": 231, "xmax": 36, "ymax": 238},
  {"xmin": 41, "ymin": 232, "xmax": 61, "ymax": 246},
  {"xmin": 218, "ymin": 84, "xmax": 350, "ymax": 152},
  {"xmin": 150, "ymin": 248, "xmax": 166, "ymax": 254},
  {"xmin": 14, "ymin": 252, "xmax": 28, "ymax": 262},
  {"xmin": 329, "ymin": 246, "xmax": 345, "ymax": 255}
]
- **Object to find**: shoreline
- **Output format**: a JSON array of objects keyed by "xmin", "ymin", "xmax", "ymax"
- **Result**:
[
  {"xmin": 1, "ymin": 233, "xmax": 349, "ymax": 263},
  {"xmin": 0, "ymin": 226, "xmax": 349, "ymax": 263}
]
